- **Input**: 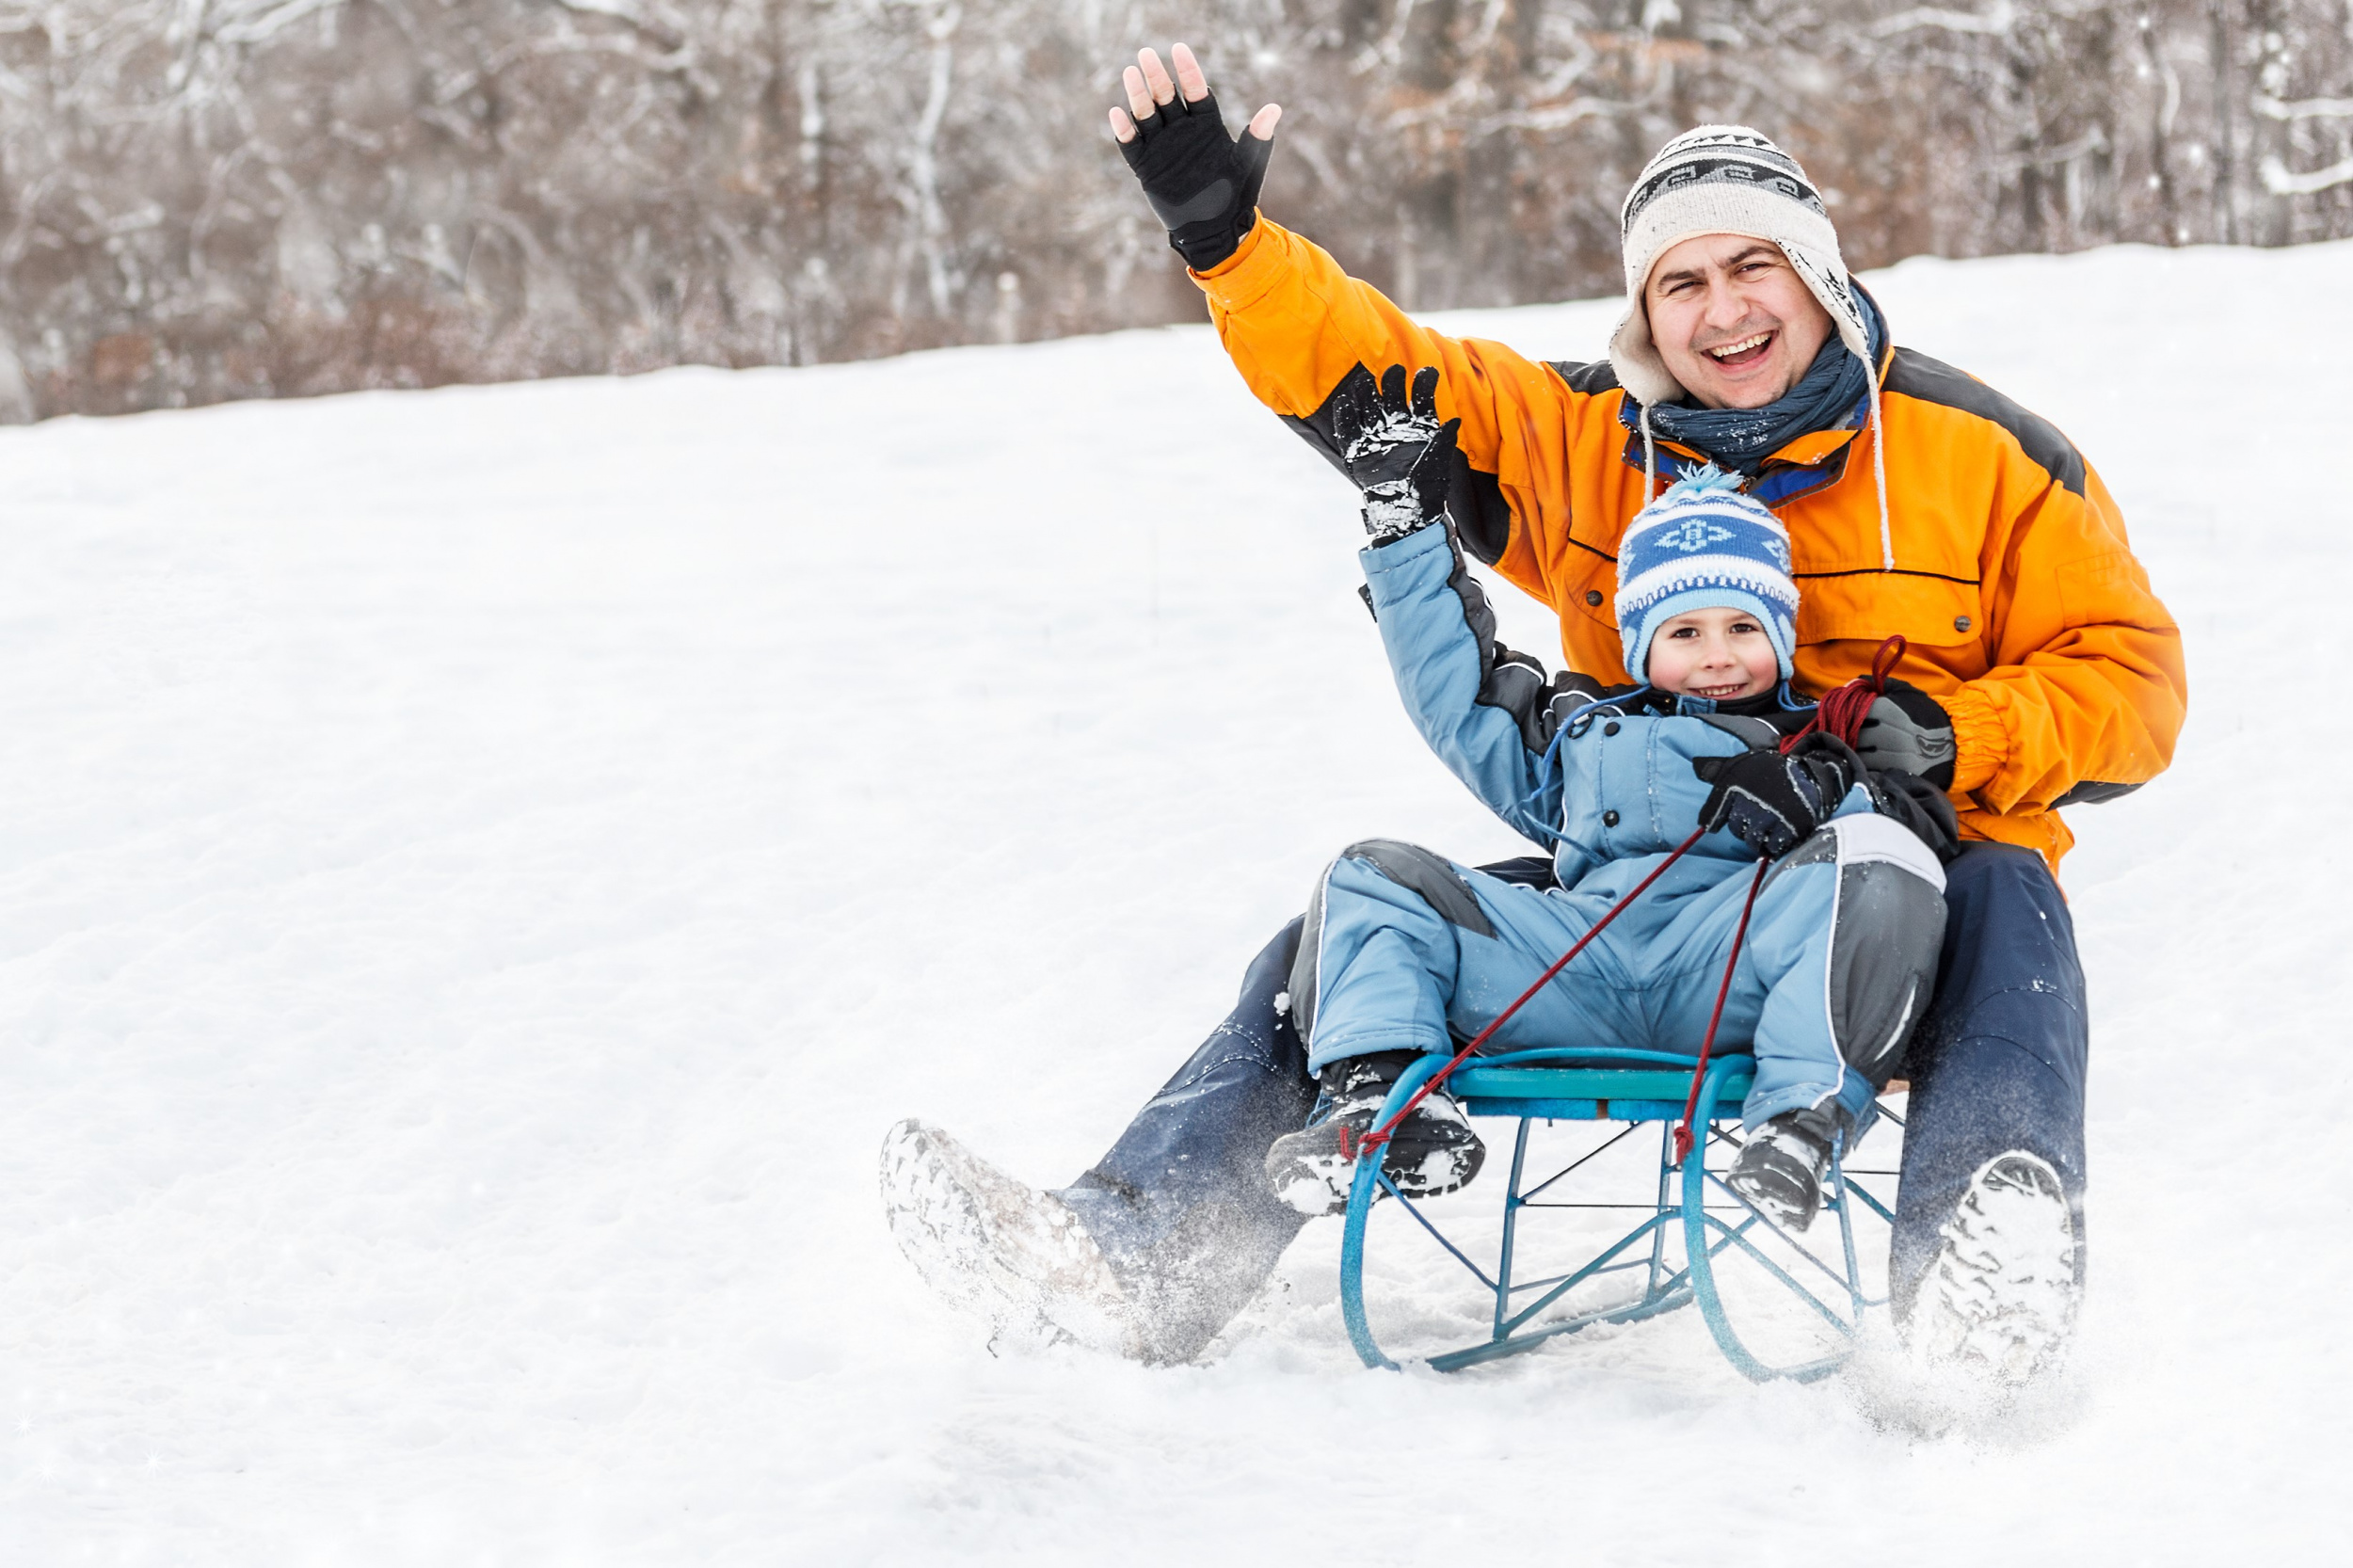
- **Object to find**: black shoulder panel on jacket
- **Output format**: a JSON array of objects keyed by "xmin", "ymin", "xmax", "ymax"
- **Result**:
[
  {"xmin": 1546, "ymin": 360, "xmax": 1621, "ymax": 396},
  {"xmin": 1447, "ymin": 452, "xmax": 1513, "ymax": 566},
  {"xmin": 1884, "ymin": 347, "xmax": 2087, "ymax": 497},
  {"xmin": 1283, "ymin": 363, "xmax": 1514, "ymax": 567},
  {"xmin": 2052, "ymin": 778, "xmax": 2143, "ymax": 808}
]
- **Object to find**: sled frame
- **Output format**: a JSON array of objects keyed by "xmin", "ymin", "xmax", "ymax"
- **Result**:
[{"xmin": 1337, "ymin": 1047, "xmax": 1898, "ymax": 1381}]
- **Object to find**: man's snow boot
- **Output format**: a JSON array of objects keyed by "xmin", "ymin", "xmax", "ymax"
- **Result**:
[
  {"xmin": 879, "ymin": 1119, "xmax": 1144, "ymax": 1358},
  {"xmin": 1910, "ymin": 1150, "xmax": 2080, "ymax": 1384},
  {"xmin": 1724, "ymin": 1106, "xmax": 1842, "ymax": 1231},
  {"xmin": 1262, "ymin": 1050, "xmax": 1485, "ymax": 1218}
]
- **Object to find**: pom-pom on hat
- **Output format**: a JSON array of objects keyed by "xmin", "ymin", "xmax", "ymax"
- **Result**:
[{"xmin": 1616, "ymin": 466, "xmax": 1800, "ymax": 682}]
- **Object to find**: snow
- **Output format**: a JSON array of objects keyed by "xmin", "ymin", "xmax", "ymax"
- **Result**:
[{"xmin": 1, "ymin": 237, "xmax": 2345, "ymax": 1561}]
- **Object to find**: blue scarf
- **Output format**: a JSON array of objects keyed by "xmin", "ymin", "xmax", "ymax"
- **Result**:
[{"xmin": 1624, "ymin": 287, "xmax": 1889, "ymax": 476}]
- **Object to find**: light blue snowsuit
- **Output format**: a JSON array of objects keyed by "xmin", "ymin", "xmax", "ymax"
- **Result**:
[{"xmin": 1291, "ymin": 522, "xmax": 1948, "ymax": 1128}]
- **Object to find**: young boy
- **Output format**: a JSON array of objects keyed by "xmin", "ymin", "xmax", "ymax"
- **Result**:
[{"xmin": 1265, "ymin": 459, "xmax": 1958, "ymax": 1230}]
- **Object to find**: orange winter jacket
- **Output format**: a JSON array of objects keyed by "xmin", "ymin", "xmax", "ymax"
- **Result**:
[{"xmin": 1195, "ymin": 219, "xmax": 2186, "ymax": 872}]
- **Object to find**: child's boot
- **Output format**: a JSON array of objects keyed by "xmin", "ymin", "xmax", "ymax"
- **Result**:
[
  {"xmin": 1263, "ymin": 1051, "xmax": 1485, "ymax": 1217},
  {"xmin": 1725, "ymin": 1105, "xmax": 1843, "ymax": 1230}
]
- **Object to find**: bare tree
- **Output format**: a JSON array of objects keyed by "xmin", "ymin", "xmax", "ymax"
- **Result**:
[{"xmin": 0, "ymin": 0, "xmax": 2346, "ymax": 419}]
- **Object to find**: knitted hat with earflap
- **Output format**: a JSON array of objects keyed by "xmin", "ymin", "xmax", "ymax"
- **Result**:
[
  {"xmin": 1608, "ymin": 125, "xmax": 1896, "ymax": 571},
  {"xmin": 1616, "ymin": 466, "xmax": 1800, "ymax": 683}
]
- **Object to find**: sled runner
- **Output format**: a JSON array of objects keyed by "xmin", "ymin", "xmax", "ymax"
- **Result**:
[{"xmin": 1339, "ymin": 1047, "xmax": 1899, "ymax": 1381}]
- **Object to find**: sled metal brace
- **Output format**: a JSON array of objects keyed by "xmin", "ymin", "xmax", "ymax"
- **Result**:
[{"xmin": 1678, "ymin": 1061, "xmax": 1886, "ymax": 1382}]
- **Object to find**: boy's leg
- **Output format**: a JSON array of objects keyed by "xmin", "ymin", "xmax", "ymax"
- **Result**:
[
  {"xmin": 1050, "ymin": 852, "xmax": 1573, "ymax": 1352},
  {"xmin": 1289, "ymin": 840, "xmax": 1626, "ymax": 1069},
  {"xmin": 1646, "ymin": 817, "xmax": 1944, "ymax": 1230},
  {"xmin": 1724, "ymin": 815, "xmax": 1949, "ymax": 1128},
  {"xmin": 1888, "ymin": 844, "xmax": 2089, "ymax": 1343},
  {"xmin": 1289, "ymin": 841, "xmax": 1472, "ymax": 1067}
]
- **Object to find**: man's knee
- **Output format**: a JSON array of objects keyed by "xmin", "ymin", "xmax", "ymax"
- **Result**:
[
  {"xmin": 1241, "ymin": 915, "xmax": 1306, "ymax": 1012},
  {"xmin": 1938, "ymin": 842, "xmax": 2083, "ymax": 990},
  {"xmin": 1909, "ymin": 842, "xmax": 2087, "ymax": 1092}
]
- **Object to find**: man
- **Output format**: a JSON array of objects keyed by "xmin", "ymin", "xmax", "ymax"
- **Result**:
[{"xmin": 881, "ymin": 44, "xmax": 2185, "ymax": 1381}]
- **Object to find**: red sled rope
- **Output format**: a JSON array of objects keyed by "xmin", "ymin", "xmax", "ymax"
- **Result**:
[
  {"xmin": 1669, "ymin": 856, "xmax": 1770, "ymax": 1164},
  {"xmin": 1779, "ymin": 634, "xmax": 1906, "ymax": 754}
]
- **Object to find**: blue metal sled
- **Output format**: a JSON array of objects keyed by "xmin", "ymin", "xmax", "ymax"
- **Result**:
[{"xmin": 1337, "ymin": 1047, "xmax": 1898, "ymax": 1381}]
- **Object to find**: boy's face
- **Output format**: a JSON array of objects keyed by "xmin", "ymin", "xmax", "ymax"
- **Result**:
[{"xmin": 1645, "ymin": 607, "xmax": 1779, "ymax": 700}]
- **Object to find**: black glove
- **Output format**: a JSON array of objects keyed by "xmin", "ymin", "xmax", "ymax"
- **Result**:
[
  {"xmin": 1328, "ymin": 364, "xmax": 1461, "ymax": 544},
  {"xmin": 1116, "ymin": 88, "xmax": 1274, "ymax": 272},
  {"xmin": 1853, "ymin": 679, "xmax": 1957, "ymax": 790},
  {"xmin": 1865, "ymin": 768, "xmax": 1964, "ymax": 863},
  {"xmin": 1691, "ymin": 734, "xmax": 1861, "ymax": 858}
]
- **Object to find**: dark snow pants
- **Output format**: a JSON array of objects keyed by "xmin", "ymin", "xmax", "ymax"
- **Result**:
[
  {"xmin": 1886, "ymin": 841, "xmax": 2090, "ymax": 1318},
  {"xmin": 1052, "ymin": 842, "xmax": 2087, "ymax": 1362}
]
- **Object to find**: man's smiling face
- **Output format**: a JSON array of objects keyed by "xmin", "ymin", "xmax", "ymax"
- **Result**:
[{"xmin": 1643, "ymin": 234, "xmax": 1837, "ymax": 410}]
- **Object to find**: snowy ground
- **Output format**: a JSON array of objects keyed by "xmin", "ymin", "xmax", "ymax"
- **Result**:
[{"xmin": 0, "ymin": 239, "xmax": 2343, "ymax": 1562}]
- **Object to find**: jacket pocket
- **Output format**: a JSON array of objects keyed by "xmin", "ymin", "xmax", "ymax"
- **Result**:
[
  {"xmin": 1795, "ymin": 571, "xmax": 1984, "ymax": 650},
  {"xmin": 1561, "ymin": 552, "xmax": 1620, "ymax": 633}
]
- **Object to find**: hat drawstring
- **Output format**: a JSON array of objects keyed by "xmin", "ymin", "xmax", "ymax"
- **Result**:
[
  {"xmin": 1640, "ymin": 404, "xmax": 1657, "ymax": 498},
  {"xmin": 1865, "ymin": 361, "xmax": 1892, "ymax": 571}
]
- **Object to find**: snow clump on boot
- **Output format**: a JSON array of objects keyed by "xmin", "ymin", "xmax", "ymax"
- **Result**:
[
  {"xmin": 1909, "ymin": 1150, "xmax": 2081, "ymax": 1384},
  {"xmin": 879, "ymin": 1118, "xmax": 1141, "ymax": 1359}
]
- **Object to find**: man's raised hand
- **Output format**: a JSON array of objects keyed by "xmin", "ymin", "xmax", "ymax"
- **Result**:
[{"xmin": 1110, "ymin": 43, "xmax": 1281, "ymax": 273}]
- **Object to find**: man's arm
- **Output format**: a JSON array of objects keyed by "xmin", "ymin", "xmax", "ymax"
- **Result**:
[
  {"xmin": 1947, "ymin": 457, "xmax": 2186, "ymax": 814},
  {"xmin": 1190, "ymin": 217, "xmax": 1587, "ymax": 579},
  {"xmin": 1107, "ymin": 47, "xmax": 1590, "ymax": 587}
]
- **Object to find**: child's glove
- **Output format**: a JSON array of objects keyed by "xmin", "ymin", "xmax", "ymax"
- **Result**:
[
  {"xmin": 1330, "ymin": 364, "xmax": 1462, "ymax": 545},
  {"xmin": 1852, "ymin": 679, "xmax": 1957, "ymax": 790},
  {"xmin": 1691, "ymin": 734, "xmax": 1860, "ymax": 858},
  {"xmin": 1116, "ymin": 88, "xmax": 1275, "ymax": 272}
]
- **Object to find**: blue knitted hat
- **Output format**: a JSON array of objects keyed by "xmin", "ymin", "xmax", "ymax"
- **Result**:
[{"xmin": 1615, "ymin": 466, "xmax": 1799, "ymax": 681}]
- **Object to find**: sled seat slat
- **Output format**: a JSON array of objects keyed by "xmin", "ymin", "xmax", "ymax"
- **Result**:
[{"xmin": 1449, "ymin": 1064, "xmax": 1756, "ymax": 1121}]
